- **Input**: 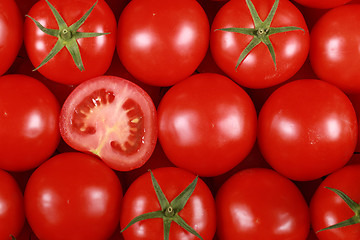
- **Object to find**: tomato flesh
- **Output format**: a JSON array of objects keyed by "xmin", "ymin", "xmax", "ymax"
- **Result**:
[{"xmin": 60, "ymin": 76, "xmax": 157, "ymax": 171}]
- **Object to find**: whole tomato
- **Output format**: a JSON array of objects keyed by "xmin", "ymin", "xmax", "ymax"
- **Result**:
[
  {"xmin": 0, "ymin": 74, "xmax": 60, "ymax": 172},
  {"xmin": 210, "ymin": 0, "xmax": 309, "ymax": 89},
  {"xmin": 0, "ymin": 0, "xmax": 23, "ymax": 76},
  {"xmin": 310, "ymin": 164, "xmax": 360, "ymax": 239},
  {"xmin": 258, "ymin": 79, "xmax": 358, "ymax": 181},
  {"xmin": 117, "ymin": 0, "xmax": 210, "ymax": 86},
  {"xmin": 310, "ymin": 4, "xmax": 360, "ymax": 93},
  {"xmin": 158, "ymin": 73, "xmax": 257, "ymax": 177},
  {"xmin": 24, "ymin": 152, "xmax": 123, "ymax": 240},
  {"xmin": 24, "ymin": 0, "xmax": 117, "ymax": 85},
  {"xmin": 120, "ymin": 167, "xmax": 216, "ymax": 240},
  {"xmin": 0, "ymin": 169, "xmax": 25, "ymax": 240},
  {"xmin": 216, "ymin": 168, "xmax": 310, "ymax": 240}
]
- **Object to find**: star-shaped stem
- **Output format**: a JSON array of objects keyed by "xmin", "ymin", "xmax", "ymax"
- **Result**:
[
  {"xmin": 26, "ymin": 0, "xmax": 109, "ymax": 71},
  {"xmin": 317, "ymin": 187, "xmax": 360, "ymax": 233},
  {"xmin": 121, "ymin": 170, "xmax": 203, "ymax": 240},
  {"xmin": 215, "ymin": 0, "xmax": 304, "ymax": 70}
]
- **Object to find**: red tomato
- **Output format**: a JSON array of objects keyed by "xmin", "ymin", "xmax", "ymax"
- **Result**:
[
  {"xmin": 24, "ymin": 152, "xmax": 123, "ymax": 240},
  {"xmin": 0, "ymin": 169, "xmax": 25, "ymax": 240},
  {"xmin": 158, "ymin": 73, "xmax": 257, "ymax": 177},
  {"xmin": 117, "ymin": 0, "xmax": 209, "ymax": 86},
  {"xmin": 24, "ymin": 0, "xmax": 117, "ymax": 85},
  {"xmin": 0, "ymin": 74, "xmax": 60, "ymax": 171},
  {"xmin": 120, "ymin": 167, "xmax": 216, "ymax": 240},
  {"xmin": 291, "ymin": 0, "xmax": 352, "ymax": 9},
  {"xmin": 258, "ymin": 79, "xmax": 358, "ymax": 181},
  {"xmin": 310, "ymin": 4, "xmax": 360, "ymax": 93},
  {"xmin": 216, "ymin": 168, "xmax": 310, "ymax": 240},
  {"xmin": 310, "ymin": 164, "xmax": 360, "ymax": 239},
  {"xmin": 210, "ymin": 0, "xmax": 309, "ymax": 89},
  {"xmin": 59, "ymin": 75, "xmax": 158, "ymax": 171},
  {"xmin": 0, "ymin": 0, "xmax": 23, "ymax": 76}
]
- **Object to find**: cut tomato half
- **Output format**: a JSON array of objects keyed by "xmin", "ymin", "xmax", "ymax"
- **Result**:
[{"xmin": 59, "ymin": 75, "xmax": 158, "ymax": 171}]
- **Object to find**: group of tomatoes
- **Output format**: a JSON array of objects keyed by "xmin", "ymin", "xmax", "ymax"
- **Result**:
[{"xmin": 1, "ymin": 0, "xmax": 360, "ymax": 239}]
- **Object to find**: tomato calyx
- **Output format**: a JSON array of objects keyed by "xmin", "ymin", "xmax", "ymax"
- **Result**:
[
  {"xmin": 215, "ymin": 0, "xmax": 304, "ymax": 70},
  {"xmin": 26, "ymin": 0, "xmax": 109, "ymax": 71},
  {"xmin": 121, "ymin": 170, "xmax": 203, "ymax": 240},
  {"xmin": 317, "ymin": 187, "xmax": 360, "ymax": 233}
]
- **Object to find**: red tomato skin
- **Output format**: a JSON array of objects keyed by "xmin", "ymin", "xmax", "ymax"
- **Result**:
[
  {"xmin": 117, "ymin": 0, "xmax": 210, "ymax": 86},
  {"xmin": 291, "ymin": 0, "xmax": 352, "ymax": 9},
  {"xmin": 310, "ymin": 164, "xmax": 360, "ymax": 240},
  {"xmin": 310, "ymin": 4, "xmax": 360, "ymax": 93},
  {"xmin": 24, "ymin": 0, "xmax": 117, "ymax": 85},
  {"xmin": 216, "ymin": 168, "xmax": 310, "ymax": 240},
  {"xmin": 0, "ymin": 169, "xmax": 25, "ymax": 239},
  {"xmin": 24, "ymin": 152, "xmax": 123, "ymax": 240},
  {"xmin": 158, "ymin": 73, "xmax": 257, "ymax": 177},
  {"xmin": 120, "ymin": 167, "xmax": 216, "ymax": 240},
  {"xmin": 0, "ymin": 74, "xmax": 60, "ymax": 172},
  {"xmin": 210, "ymin": 0, "xmax": 309, "ymax": 89},
  {"xmin": 258, "ymin": 79, "xmax": 358, "ymax": 181},
  {"xmin": 0, "ymin": 0, "xmax": 23, "ymax": 76}
]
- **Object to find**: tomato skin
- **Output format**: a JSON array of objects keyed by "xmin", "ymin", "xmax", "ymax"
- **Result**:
[
  {"xmin": 310, "ymin": 164, "xmax": 360, "ymax": 240},
  {"xmin": 117, "ymin": 0, "xmax": 210, "ymax": 86},
  {"xmin": 120, "ymin": 167, "xmax": 216, "ymax": 240},
  {"xmin": 24, "ymin": 0, "xmax": 117, "ymax": 85},
  {"xmin": 310, "ymin": 4, "xmax": 360, "ymax": 93},
  {"xmin": 0, "ymin": 0, "xmax": 23, "ymax": 76},
  {"xmin": 158, "ymin": 73, "xmax": 257, "ymax": 177},
  {"xmin": 210, "ymin": 0, "xmax": 309, "ymax": 89},
  {"xmin": 216, "ymin": 168, "xmax": 310, "ymax": 240},
  {"xmin": 0, "ymin": 169, "xmax": 25, "ymax": 240},
  {"xmin": 24, "ymin": 152, "xmax": 123, "ymax": 240},
  {"xmin": 0, "ymin": 74, "xmax": 60, "ymax": 172},
  {"xmin": 291, "ymin": 0, "xmax": 352, "ymax": 9},
  {"xmin": 59, "ymin": 75, "xmax": 158, "ymax": 171},
  {"xmin": 258, "ymin": 79, "xmax": 358, "ymax": 181}
]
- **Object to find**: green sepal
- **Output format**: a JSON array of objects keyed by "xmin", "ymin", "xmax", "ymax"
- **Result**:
[
  {"xmin": 317, "ymin": 187, "xmax": 360, "ymax": 233},
  {"xmin": 121, "ymin": 170, "xmax": 203, "ymax": 240},
  {"xmin": 26, "ymin": 0, "xmax": 109, "ymax": 71},
  {"xmin": 215, "ymin": 0, "xmax": 305, "ymax": 70}
]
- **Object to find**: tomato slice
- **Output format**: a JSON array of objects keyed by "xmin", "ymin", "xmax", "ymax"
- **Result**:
[{"xmin": 59, "ymin": 76, "xmax": 158, "ymax": 171}]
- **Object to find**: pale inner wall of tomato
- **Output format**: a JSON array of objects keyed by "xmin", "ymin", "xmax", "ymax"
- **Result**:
[{"xmin": 72, "ymin": 88, "xmax": 145, "ymax": 156}]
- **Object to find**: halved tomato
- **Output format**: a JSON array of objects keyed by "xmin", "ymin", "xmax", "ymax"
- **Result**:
[{"xmin": 59, "ymin": 75, "xmax": 158, "ymax": 171}]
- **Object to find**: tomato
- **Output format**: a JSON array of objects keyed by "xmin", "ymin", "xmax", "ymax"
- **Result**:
[
  {"xmin": 210, "ymin": 0, "xmax": 309, "ymax": 89},
  {"xmin": 0, "ymin": 0, "xmax": 23, "ymax": 76},
  {"xmin": 117, "ymin": 0, "xmax": 209, "ymax": 86},
  {"xmin": 24, "ymin": 0, "xmax": 117, "ymax": 85},
  {"xmin": 120, "ymin": 167, "xmax": 216, "ymax": 240},
  {"xmin": 24, "ymin": 152, "xmax": 123, "ymax": 240},
  {"xmin": 310, "ymin": 4, "xmax": 360, "ymax": 93},
  {"xmin": 0, "ymin": 169, "xmax": 25, "ymax": 240},
  {"xmin": 310, "ymin": 164, "xmax": 360, "ymax": 239},
  {"xmin": 258, "ymin": 79, "xmax": 358, "ymax": 181},
  {"xmin": 216, "ymin": 168, "xmax": 310, "ymax": 240},
  {"xmin": 0, "ymin": 74, "xmax": 60, "ymax": 172},
  {"xmin": 59, "ymin": 75, "xmax": 158, "ymax": 171},
  {"xmin": 291, "ymin": 0, "xmax": 352, "ymax": 9},
  {"xmin": 158, "ymin": 73, "xmax": 257, "ymax": 177}
]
